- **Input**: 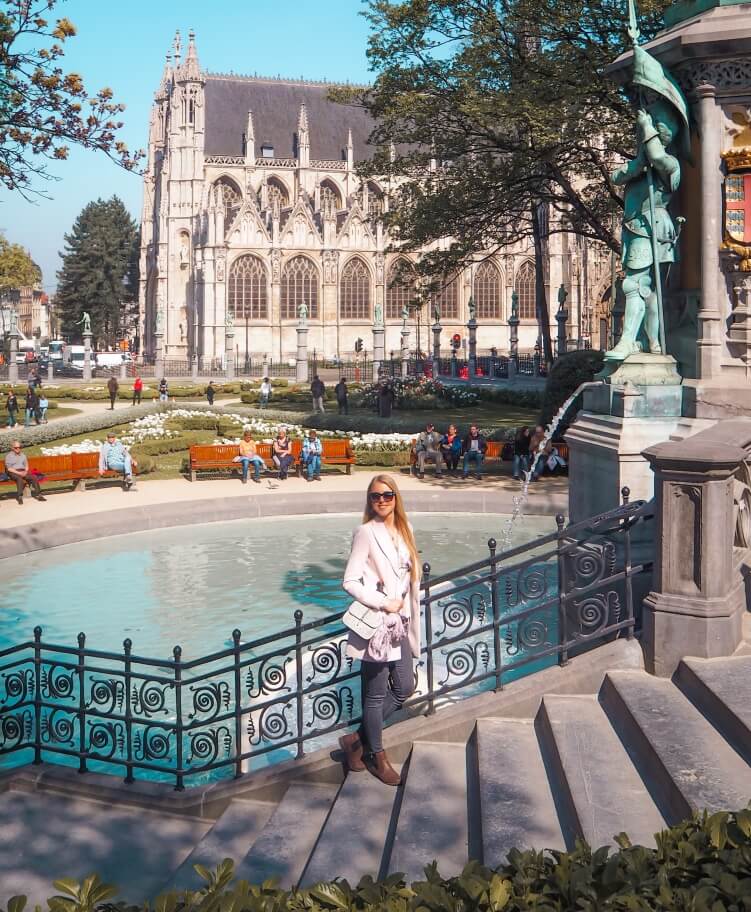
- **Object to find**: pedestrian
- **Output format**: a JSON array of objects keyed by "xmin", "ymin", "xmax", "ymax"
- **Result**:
[
  {"xmin": 107, "ymin": 375, "xmax": 119, "ymax": 410},
  {"xmin": 23, "ymin": 385, "xmax": 39, "ymax": 427},
  {"xmin": 99, "ymin": 431, "xmax": 136, "ymax": 489},
  {"xmin": 272, "ymin": 426, "xmax": 294, "ymax": 480},
  {"xmin": 259, "ymin": 377, "xmax": 272, "ymax": 408},
  {"xmin": 132, "ymin": 375, "xmax": 143, "ymax": 406},
  {"xmin": 414, "ymin": 422, "xmax": 443, "ymax": 479},
  {"xmin": 512, "ymin": 426, "xmax": 531, "ymax": 480},
  {"xmin": 4, "ymin": 440, "xmax": 46, "ymax": 504},
  {"xmin": 6, "ymin": 389, "xmax": 18, "ymax": 428},
  {"xmin": 440, "ymin": 423, "xmax": 462, "ymax": 474},
  {"xmin": 302, "ymin": 429, "xmax": 323, "ymax": 482},
  {"xmin": 529, "ymin": 424, "xmax": 546, "ymax": 480},
  {"xmin": 377, "ymin": 380, "xmax": 394, "ymax": 418},
  {"xmin": 335, "ymin": 377, "xmax": 349, "ymax": 415},
  {"xmin": 158, "ymin": 377, "xmax": 169, "ymax": 402},
  {"xmin": 235, "ymin": 429, "xmax": 266, "ymax": 484},
  {"xmin": 338, "ymin": 475, "xmax": 420, "ymax": 786},
  {"xmin": 206, "ymin": 381, "xmax": 215, "ymax": 406},
  {"xmin": 310, "ymin": 375, "xmax": 325, "ymax": 413},
  {"xmin": 37, "ymin": 393, "xmax": 49, "ymax": 423},
  {"xmin": 461, "ymin": 424, "xmax": 488, "ymax": 480}
]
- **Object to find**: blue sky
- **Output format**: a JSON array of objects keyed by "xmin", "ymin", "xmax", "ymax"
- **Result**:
[{"xmin": 2, "ymin": 0, "xmax": 373, "ymax": 292}]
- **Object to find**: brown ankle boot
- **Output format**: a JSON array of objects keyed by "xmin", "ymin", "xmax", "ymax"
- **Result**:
[
  {"xmin": 339, "ymin": 732, "xmax": 366, "ymax": 772},
  {"xmin": 368, "ymin": 750, "xmax": 401, "ymax": 786}
]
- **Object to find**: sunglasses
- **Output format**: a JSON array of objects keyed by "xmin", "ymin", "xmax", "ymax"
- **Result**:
[{"xmin": 369, "ymin": 490, "xmax": 395, "ymax": 504}]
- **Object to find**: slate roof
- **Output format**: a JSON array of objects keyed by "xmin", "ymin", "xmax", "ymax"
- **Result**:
[{"xmin": 204, "ymin": 75, "xmax": 374, "ymax": 161}]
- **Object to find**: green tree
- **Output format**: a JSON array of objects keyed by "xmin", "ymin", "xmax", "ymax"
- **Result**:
[
  {"xmin": 0, "ymin": 0, "xmax": 143, "ymax": 196},
  {"xmin": 342, "ymin": 0, "xmax": 671, "ymax": 359},
  {"xmin": 0, "ymin": 233, "xmax": 41, "ymax": 293},
  {"xmin": 55, "ymin": 197, "xmax": 139, "ymax": 347}
]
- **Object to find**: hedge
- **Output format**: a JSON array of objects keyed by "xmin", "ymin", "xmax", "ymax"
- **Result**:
[
  {"xmin": 539, "ymin": 349, "xmax": 605, "ymax": 429},
  {"xmin": 10, "ymin": 809, "xmax": 751, "ymax": 912}
]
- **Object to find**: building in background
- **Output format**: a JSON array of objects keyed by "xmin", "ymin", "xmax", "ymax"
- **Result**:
[{"xmin": 138, "ymin": 31, "xmax": 612, "ymax": 362}]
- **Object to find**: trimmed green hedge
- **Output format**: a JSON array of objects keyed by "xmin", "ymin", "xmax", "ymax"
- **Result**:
[
  {"xmin": 12, "ymin": 809, "xmax": 751, "ymax": 912},
  {"xmin": 539, "ymin": 349, "xmax": 605, "ymax": 428}
]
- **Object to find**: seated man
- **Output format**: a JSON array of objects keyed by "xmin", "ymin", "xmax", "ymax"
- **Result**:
[
  {"xmin": 415, "ymin": 422, "xmax": 443, "ymax": 479},
  {"xmin": 4, "ymin": 440, "xmax": 45, "ymax": 504},
  {"xmin": 302, "ymin": 429, "xmax": 323, "ymax": 482},
  {"xmin": 99, "ymin": 431, "xmax": 136, "ymax": 489},
  {"xmin": 461, "ymin": 424, "xmax": 488, "ymax": 479},
  {"xmin": 236, "ymin": 429, "xmax": 265, "ymax": 484}
]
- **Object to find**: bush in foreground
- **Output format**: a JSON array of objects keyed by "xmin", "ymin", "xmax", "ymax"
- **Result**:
[
  {"xmin": 539, "ymin": 349, "xmax": 605, "ymax": 430},
  {"xmin": 5, "ymin": 809, "xmax": 751, "ymax": 912}
]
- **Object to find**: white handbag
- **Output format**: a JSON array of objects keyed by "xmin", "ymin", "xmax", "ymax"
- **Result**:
[{"xmin": 341, "ymin": 601, "xmax": 384, "ymax": 640}]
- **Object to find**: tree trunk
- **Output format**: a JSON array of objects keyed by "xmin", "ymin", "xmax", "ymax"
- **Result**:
[{"xmin": 532, "ymin": 202, "xmax": 553, "ymax": 364}]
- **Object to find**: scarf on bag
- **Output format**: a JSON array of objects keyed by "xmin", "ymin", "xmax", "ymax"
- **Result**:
[{"xmin": 368, "ymin": 613, "xmax": 408, "ymax": 662}]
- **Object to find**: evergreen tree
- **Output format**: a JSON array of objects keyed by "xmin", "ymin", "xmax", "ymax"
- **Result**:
[{"xmin": 56, "ymin": 197, "xmax": 139, "ymax": 347}]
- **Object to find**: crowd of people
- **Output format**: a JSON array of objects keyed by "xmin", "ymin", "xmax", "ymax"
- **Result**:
[
  {"xmin": 5, "ymin": 383, "xmax": 49, "ymax": 428},
  {"xmin": 412, "ymin": 422, "xmax": 488, "ymax": 479}
]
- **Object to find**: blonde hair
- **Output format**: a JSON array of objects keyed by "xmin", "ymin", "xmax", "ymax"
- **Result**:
[{"xmin": 363, "ymin": 474, "xmax": 420, "ymax": 582}]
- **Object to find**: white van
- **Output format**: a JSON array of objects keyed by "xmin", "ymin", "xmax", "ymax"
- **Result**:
[
  {"xmin": 68, "ymin": 345, "xmax": 86, "ymax": 372},
  {"xmin": 95, "ymin": 352, "xmax": 132, "ymax": 369}
]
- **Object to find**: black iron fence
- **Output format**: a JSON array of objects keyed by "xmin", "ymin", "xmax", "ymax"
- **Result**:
[{"xmin": 0, "ymin": 495, "xmax": 653, "ymax": 789}]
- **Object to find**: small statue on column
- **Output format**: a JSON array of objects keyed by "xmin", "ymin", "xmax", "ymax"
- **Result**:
[{"xmin": 298, "ymin": 299, "xmax": 308, "ymax": 324}]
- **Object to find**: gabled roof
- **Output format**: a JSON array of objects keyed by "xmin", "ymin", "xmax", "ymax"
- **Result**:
[{"xmin": 204, "ymin": 74, "xmax": 374, "ymax": 160}]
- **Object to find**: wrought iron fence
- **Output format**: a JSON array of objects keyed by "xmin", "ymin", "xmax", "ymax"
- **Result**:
[
  {"xmin": 0, "ymin": 495, "xmax": 653, "ymax": 790},
  {"xmin": 475, "ymin": 356, "xmax": 509, "ymax": 379}
]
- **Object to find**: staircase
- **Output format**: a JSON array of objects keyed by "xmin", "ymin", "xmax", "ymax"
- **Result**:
[{"xmin": 153, "ymin": 655, "xmax": 751, "ymax": 892}]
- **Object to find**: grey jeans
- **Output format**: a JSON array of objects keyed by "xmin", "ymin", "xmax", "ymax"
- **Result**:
[{"xmin": 359, "ymin": 637, "xmax": 414, "ymax": 753}]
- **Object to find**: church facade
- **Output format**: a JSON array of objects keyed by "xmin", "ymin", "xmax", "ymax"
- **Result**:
[{"xmin": 138, "ymin": 31, "xmax": 610, "ymax": 363}]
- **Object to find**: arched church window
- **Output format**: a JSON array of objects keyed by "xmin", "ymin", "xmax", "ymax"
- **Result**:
[
  {"xmin": 268, "ymin": 177, "xmax": 289, "ymax": 211},
  {"xmin": 474, "ymin": 260, "xmax": 502, "ymax": 319},
  {"xmin": 340, "ymin": 257, "xmax": 371, "ymax": 320},
  {"xmin": 215, "ymin": 178, "xmax": 242, "ymax": 230},
  {"xmin": 366, "ymin": 182, "xmax": 384, "ymax": 219},
  {"xmin": 515, "ymin": 260, "xmax": 536, "ymax": 320},
  {"xmin": 320, "ymin": 180, "xmax": 341, "ymax": 211},
  {"xmin": 434, "ymin": 275, "xmax": 459, "ymax": 320},
  {"xmin": 228, "ymin": 255, "xmax": 268, "ymax": 320},
  {"xmin": 281, "ymin": 256, "xmax": 319, "ymax": 320},
  {"xmin": 386, "ymin": 259, "xmax": 417, "ymax": 320}
]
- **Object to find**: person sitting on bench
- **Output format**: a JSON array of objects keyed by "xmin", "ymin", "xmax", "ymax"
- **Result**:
[{"xmin": 99, "ymin": 432, "xmax": 136, "ymax": 489}]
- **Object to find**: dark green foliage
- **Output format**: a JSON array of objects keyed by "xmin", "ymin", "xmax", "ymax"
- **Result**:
[
  {"xmin": 55, "ymin": 197, "xmax": 139, "ymax": 347},
  {"xmin": 540, "ymin": 350, "xmax": 605, "ymax": 429},
  {"xmin": 8, "ymin": 810, "xmax": 751, "ymax": 912}
]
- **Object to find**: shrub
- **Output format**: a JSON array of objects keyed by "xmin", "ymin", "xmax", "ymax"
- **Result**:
[{"xmin": 539, "ymin": 349, "xmax": 605, "ymax": 429}]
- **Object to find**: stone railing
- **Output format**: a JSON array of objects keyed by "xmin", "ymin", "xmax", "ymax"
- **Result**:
[{"xmin": 204, "ymin": 155, "xmax": 245, "ymax": 166}]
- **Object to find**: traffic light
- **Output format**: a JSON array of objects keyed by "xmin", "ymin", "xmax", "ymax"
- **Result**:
[
  {"xmin": 355, "ymin": 338, "xmax": 363, "ymax": 354},
  {"xmin": 451, "ymin": 333, "xmax": 461, "ymax": 351}
]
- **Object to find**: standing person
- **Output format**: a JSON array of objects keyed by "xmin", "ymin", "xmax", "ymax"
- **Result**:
[
  {"xmin": 377, "ymin": 380, "xmax": 394, "ymax": 418},
  {"xmin": 302, "ymin": 429, "xmax": 323, "ymax": 482},
  {"xmin": 236, "ymin": 429, "xmax": 265, "ymax": 484},
  {"xmin": 272, "ymin": 426, "xmax": 294, "ymax": 480},
  {"xmin": 338, "ymin": 475, "xmax": 420, "ymax": 786},
  {"xmin": 37, "ymin": 393, "xmax": 49, "ymax": 423},
  {"xmin": 335, "ymin": 377, "xmax": 349, "ymax": 415},
  {"xmin": 440, "ymin": 423, "xmax": 462, "ymax": 475},
  {"xmin": 4, "ymin": 440, "xmax": 46, "ymax": 503},
  {"xmin": 259, "ymin": 377, "xmax": 272, "ymax": 408},
  {"xmin": 414, "ymin": 422, "xmax": 443, "ymax": 479},
  {"xmin": 529, "ymin": 424, "xmax": 546, "ymax": 480},
  {"xmin": 158, "ymin": 377, "xmax": 169, "ymax": 402},
  {"xmin": 99, "ymin": 431, "xmax": 136, "ymax": 489},
  {"xmin": 107, "ymin": 375, "xmax": 119, "ymax": 410},
  {"xmin": 512, "ymin": 426, "xmax": 532, "ymax": 480},
  {"xmin": 206, "ymin": 381, "xmax": 215, "ymax": 406},
  {"xmin": 310, "ymin": 375, "xmax": 326, "ymax": 413},
  {"xmin": 6, "ymin": 389, "xmax": 18, "ymax": 428},
  {"xmin": 23, "ymin": 385, "xmax": 39, "ymax": 427},
  {"xmin": 132, "ymin": 375, "xmax": 143, "ymax": 406},
  {"xmin": 461, "ymin": 424, "xmax": 488, "ymax": 480}
]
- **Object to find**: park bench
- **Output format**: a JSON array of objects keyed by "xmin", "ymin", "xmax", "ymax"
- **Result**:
[
  {"xmin": 189, "ymin": 438, "xmax": 354, "ymax": 481},
  {"xmin": 0, "ymin": 451, "xmax": 137, "ymax": 494}
]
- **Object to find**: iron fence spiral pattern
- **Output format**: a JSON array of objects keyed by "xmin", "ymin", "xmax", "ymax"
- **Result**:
[{"xmin": 0, "ymin": 495, "xmax": 652, "ymax": 789}]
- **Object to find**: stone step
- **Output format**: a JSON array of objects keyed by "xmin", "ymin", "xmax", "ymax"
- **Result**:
[
  {"xmin": 234, "ymin": 783, "xmax": 339, "ymax": 889},
  {"xmin": 676, "ymin": 656, "xmax": 751, "ymax": 764},
  {"xmin": 476, "ymin": 718, "xmax": 565, "ymax": 865},
  {"xmin": 389, "ymin": 741, "xmax": 469, "ymax": 881},
  {"xmin": 301, "ymin": 767, "xmax": 402, "ymax": 886},
  {"xmin": 162, "ymin": 799, "xmax": 275, "ymax": 892},
  {"xmin": 601, "ymin": 671, "xmax": 751, "ymax": 823},
  {"xmin": 539, "ymin": 695, "xmax": 665, "ymax": 849}
]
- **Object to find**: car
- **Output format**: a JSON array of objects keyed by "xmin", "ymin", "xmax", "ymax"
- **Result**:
[{"xmin": 50, "ymin": 362, "xmax": 98, "ymax": 379}]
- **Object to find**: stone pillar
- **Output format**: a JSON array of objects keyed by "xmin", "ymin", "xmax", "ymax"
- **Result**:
[
  {"xmin": 451, "ymin": 350, "xmax": 458, "ymax": 378},
  {"xmin": 533, "ymin": 344, "xmax": 542, "ymax": 377},
  {"xmin": 296, "ymin": 322, "xmax": 309, "ymax": 383},
  {"xmin": 225, "ymin": 331, "xmax": 235, "ymax": 380},
  {"xmin": 467, "ymin": 317, "xmax": 477, "ymax": 378},
  {"xmin": 262, "ymin": 354, "xmax": 269, "ymax": 379},
  {"xmin": 400, "ymin": 329, "xmax": 410, "ymax": 378},
  {"xmin": 509, "ymin": 310, "xmax": 519, "ymax": 370},
  {"xmin": 83, "ymin": 331, "xmax": 92, "ymax": 381},
  {"xmin": 432, "ymin": 321, "xmax": 442, "ymax": 377},
  {"xmin": 47, "ymin": 361, "xmax": 54, "ymax": 383},
  {"xmin": 119, "ymin": 360, "xmax": 128, "ymax": 382},
  {"xmin": 695, "ymin": 84, "xmax": 724, "ymax": 380},
  {"xmin": 641, "ymin": 422, "xmax": 750, "ymax": 676},
  {"xmin": 153, "ymin": 331, "xmax": 164, "ymax": 383},
  {"xmin": 372, "ymin": 324, "xmax": 385, "ymax": 382},
  {"xmin": 556, "ymin": 304, "xmax": 568, "ymax": 357},
  {"xmin": 191, "ymin": 355, "xmax": 198, "ymax": 381},
  {"xmin": 8, "ymin": 331, "xmax": 18, "ymax": 383}
]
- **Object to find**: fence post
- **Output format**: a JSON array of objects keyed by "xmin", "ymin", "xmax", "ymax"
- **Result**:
[
  {"xmin": 232, "ymin": 628, "xmax": 244, "ymax": 778},
  {"xmin": 488, "ymin": 539, "xmax": 502, "ymax": 691},
  {"xmin": 33, "ymin": 626, "xmax": 42, "ymax": 765},
  {"xmin": 123, "ymin": 638, "xmax": 134, "ymax": 783},
  {"xmin": 173, "ymin": 645, "xmax": 184, "ymax": 791},
  {"xmin": 620, "ymin": 486, "xmax": 636, "ymax": 641},
  {"xmin": 422, "ymin": 562, "xmax": 435, "ymax": 715},
  {"xmin": 77, "ymin": 632, "xmax": 87, "ymax": 773},
  {"xmin": 294, "ymin": 610, "xmax": 304, "ymax": 759},
  {"xmin": 555, "ymin": 515, "xmax": 569, "ymax": 666}
]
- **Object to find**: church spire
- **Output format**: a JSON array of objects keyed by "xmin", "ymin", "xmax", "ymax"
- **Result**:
[
  {"xmin": 172, "ymin": 29, "xmax": 182, "ymax": 67},
  {"xmin": 346, "ymin": 128, "xmax": 354, "ymax": 170},
  {"xmin": 245, "ymin": 109, "xmax": 255, "ymax": 163},
  {"xmin": 182, "ymin": 29, "xmax": 201, "ymax": 81},
  {"xmin": 297, "ymin": 103, "xmax": 310, "ymax": 167}
]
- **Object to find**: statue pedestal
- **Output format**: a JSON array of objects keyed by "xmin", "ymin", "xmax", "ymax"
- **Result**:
[
  {"xmin": 83, "ymin": 332, "xmax": 92, "ymax": 381},
  {"xmin": 296, "ymin": 323, "xmax": 309, "ymax": 384},
  {"xmin": 467, "ymin": 318, "xmax": 477, "ymax": 378},
  {"xmin": 47, "ymin": 361, "xmax": 54, "ymax": 383},
  {"xmin": 190, "ymin": 356, "xmax": 198, "ymax": 381},
  {"xmin": 153, "ymin": 332, "xmax": 164, "ymax": 383},
  {"xmin": 372, "ymin": 324, "xmax": 385, "ymax": 382},
  {"xmin": 119, "ymin": 360, "xmax": 128, "ymax": 382},
  {"xmin": 8, "ymin": 332, "xmax": 18, "ymax": 383},
  {"xmin": 566, "ymin": 378, "xmax": 684, "ymax": 523},
  {"xmin": 598, "ymin": 352, "xmax": 682, "ymax": 387},
  {"xmin": 225, "ymin": 332, "xmax": 235, "ymax": 381},
  {"xmin": 400, "ymin": 330, "xmax": 410, "ymax": 378}
]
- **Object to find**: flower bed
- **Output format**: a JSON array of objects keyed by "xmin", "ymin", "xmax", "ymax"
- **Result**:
[{"xmin": 359, "ymin": 376, "xmax": 480, "ymax": 409}]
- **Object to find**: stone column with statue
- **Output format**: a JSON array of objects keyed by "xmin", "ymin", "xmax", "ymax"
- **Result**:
[
  {"xmin": 8, "ymin": 311, "xmax": 18, "ymax": 383},
  {"xmin": 78, "ymin": 312, "xmax": 93, "ymax": 381},
  {"xmin": 467, "ymin": 296, "xmax": 477, "ymax": 378},
  {"xmin": 296, "ymin": 300, "xmax": 309, "ymax": 384},
  {"xmin": 225, "ymin": 307, "xmax": 235, "ymax": 381},
  {"xmin": 556, "ymin": 284, "xmax": 569, "ymax": 356},
  {"xmin": 372, "ymin": 300, "xmax": 385, "ymax": 382},
  {"xmin": 432, "ymin": 300, "xmax": 442, "ymax": 379},
  {"xmin": 154, "ymin": 301, "xmax": 165, "ymax": 382},
  {"xmin": 400, "ymin": 303, "xmax": 410, "ymax": 378},
  {"xmin": 508, "ymin": 292, "xmax": 519, "ymax": 378}
]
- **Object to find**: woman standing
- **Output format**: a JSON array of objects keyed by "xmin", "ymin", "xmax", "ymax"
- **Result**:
[
  {"xmin": 6, "ymin": 389, "xmax": 18, "ymax": 427},
  {"xmin": 339, "ymin": 475, "xmax": 420, "ymax": 786}
]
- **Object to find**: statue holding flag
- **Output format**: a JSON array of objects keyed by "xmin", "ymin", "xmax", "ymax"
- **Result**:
[{"xmin": 605, "ymin": 0, "xmax": 690, "ymax": 364}]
